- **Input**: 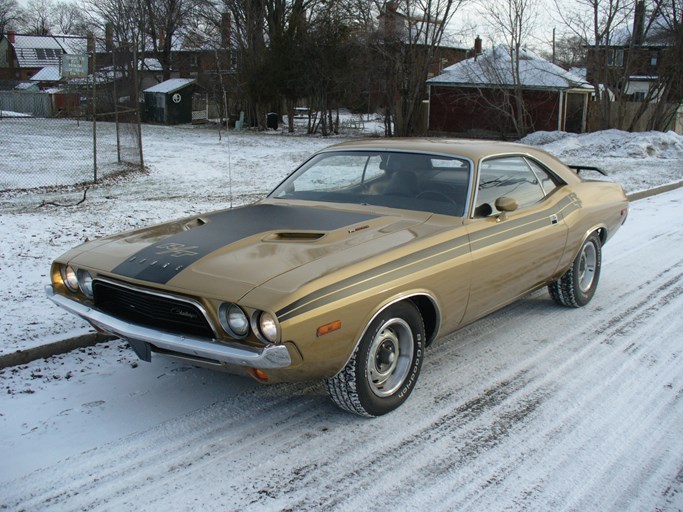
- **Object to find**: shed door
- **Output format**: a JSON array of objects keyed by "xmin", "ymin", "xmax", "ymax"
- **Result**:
[{"xmin": 565, "ymin": 93, "xmax": 586, "ymax": 133}]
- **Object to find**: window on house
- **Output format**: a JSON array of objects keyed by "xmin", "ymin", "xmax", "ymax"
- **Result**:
[
  {"xmin": 607, "ymin": 49, "xmax": 624, "ymax": 67},
  {"xmin": 650, "ymin": 51, "xmax": 658, "ymax": 66},
  {"xmin": 190, "ymin": 54, "xmax": 198, "ymax": 68}
]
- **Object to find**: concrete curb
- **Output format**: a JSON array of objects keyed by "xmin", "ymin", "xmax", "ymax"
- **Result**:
[
  {"xmin": 626, "ymin": 179, "xmax": 683, "ymax": 202},
  {"xmin": 3, "ymin": 180, "xmax": 682, "ymax": 371},
  {"xmin": 0, "ymin": 333, "xmax": 115, "ymax": 369}
]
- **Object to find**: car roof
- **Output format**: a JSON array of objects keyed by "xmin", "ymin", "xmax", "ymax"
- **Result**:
[
  {"xmin": 324, "ymin": 138, "xmax": 540, "ymax": 160},
  {"xmin": 321, "ymin": 138, "xmax": 580, "ymax": 183}
]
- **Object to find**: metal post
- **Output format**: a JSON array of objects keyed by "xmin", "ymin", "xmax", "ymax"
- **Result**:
[
  {"xmin": 113, "ymin": 46, "xmax": 121, "ymax": 163},
  {"xmin": 92, "ymin": 48, "xmax": 97, "ymax": 183},
  {"xmin": 132, "ymin": 44, "xmax": 144, "ymax": 171}
]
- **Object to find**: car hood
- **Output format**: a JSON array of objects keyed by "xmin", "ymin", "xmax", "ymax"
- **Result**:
[{"xmin": 67, "ymin": 201, "xmax": 434, "ymax": 301}]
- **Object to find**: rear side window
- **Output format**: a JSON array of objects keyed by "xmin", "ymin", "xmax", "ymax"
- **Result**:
[
  {"xmin": 475, "ymin": 156, "xmax": 546, "ymax": 217},
  {"xmin": 526, "ymin": 158, "xmax": 561, "ymax": 195}
]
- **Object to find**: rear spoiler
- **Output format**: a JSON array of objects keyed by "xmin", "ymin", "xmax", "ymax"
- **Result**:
[{"xmin": 568, "ymin": 165, "xmax": 608, "ymax": 176}]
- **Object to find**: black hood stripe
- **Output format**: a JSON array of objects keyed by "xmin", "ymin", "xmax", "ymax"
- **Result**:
[{"xmin": 112, "ymin": 204, "xmax": 378, "ymax": 284}]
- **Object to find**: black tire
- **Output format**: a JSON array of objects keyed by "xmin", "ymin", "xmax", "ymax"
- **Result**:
[
  {"xmin": 325, "ymin": 301, "xmax": 425, "ymax": 417},
  {"xmin": 549, "ymin": 232, "xmax": 602, "ymax": 308}
]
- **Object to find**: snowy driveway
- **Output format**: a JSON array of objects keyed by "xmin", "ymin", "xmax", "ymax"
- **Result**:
[{"xmin": 1, "ymin": 187, "xmax": 681, "ymax": 511}]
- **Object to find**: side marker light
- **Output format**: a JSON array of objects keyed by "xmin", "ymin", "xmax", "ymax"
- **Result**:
[{"xmin": 317, "ymin": 320, "xmax": 342, "ymax": 337}]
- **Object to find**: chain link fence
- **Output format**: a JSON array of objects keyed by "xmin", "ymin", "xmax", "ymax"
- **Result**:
[{"xmin": 0, "ymin": 47, "xmax": 143, "ymax": 193}]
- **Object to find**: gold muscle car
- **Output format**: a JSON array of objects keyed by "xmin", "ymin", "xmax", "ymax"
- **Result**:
[{"xmin": 46, "ymin": 139, "xmax": 629, "ymax": 416}]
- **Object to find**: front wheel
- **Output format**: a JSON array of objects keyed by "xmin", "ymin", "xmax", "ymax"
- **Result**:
[
  {"xmin": 549, "ymin": 232, "xmax": 602, "ymax": 307},
  {"xmin": 325, "ymin": 301, "xmax": 425, "ymax": 417}
]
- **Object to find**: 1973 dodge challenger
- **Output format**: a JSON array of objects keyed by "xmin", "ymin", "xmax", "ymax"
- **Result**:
[{"xmin": 47, "ymin": 139, "xmax": 628, "ymax": 416}]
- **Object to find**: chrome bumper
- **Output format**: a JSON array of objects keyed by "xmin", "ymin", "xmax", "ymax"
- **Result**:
[{"xmin": 45, "ymin": 285, "xmax": 292, "ymax": 369}]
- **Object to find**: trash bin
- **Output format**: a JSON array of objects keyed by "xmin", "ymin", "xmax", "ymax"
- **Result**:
[{"xmin": 267, "ymin": 112, "xmax": 278, "ymax": 130}]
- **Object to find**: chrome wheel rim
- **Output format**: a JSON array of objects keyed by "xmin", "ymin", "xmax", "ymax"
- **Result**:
[
  {"xmin": 367, "ymin": 318, "xmax": 414, "ymax": 398},
  {"xmin": 578, "ymin": 242, "xmax": 597, "ymax": 292}
]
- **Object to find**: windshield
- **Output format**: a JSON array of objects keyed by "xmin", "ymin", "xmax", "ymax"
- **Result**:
[{"xmin": 269, "ymin": 151, "xmax": 471, "ymax": 217}]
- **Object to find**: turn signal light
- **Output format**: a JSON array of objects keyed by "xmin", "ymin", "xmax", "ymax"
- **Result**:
[
  {"xmin": 317, "ymin": 320, "xmax": 342, "ymax": 337},
  {"xmin": 249, "ymin": 368, "xmax": 269, "ymax": 382}
]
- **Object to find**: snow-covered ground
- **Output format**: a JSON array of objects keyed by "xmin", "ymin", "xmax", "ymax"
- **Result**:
[
  {"xmin": 1, "ymin": 187, "xmax": 682, "ymax": 510},
  {"xmin": 0, "ymin": 123, "xmax": 682, "ymax": 510}
]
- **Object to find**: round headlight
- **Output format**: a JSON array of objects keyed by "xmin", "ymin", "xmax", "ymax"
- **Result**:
[
  {"xmin": 218, "ymin": 303, "xmax": 249, "ymax": 338},
  {"xmin": 62, "ymin": 265, "xmax": 79, "ymax": 292},
  {"xmin": 258, "ymin": 312, "xmax": 279, "ymax": 343},
  {"xmin": 77, "ymin": 269, "xmax": 94, "ymax": 298}
]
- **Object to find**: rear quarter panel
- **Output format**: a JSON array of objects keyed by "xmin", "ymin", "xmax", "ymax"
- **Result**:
[{"xmin": 556, "ymin": 180, "xmax": 628, "ymax": 275}]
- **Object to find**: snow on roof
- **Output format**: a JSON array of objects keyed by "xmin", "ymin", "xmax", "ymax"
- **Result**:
[
  {"xmin": 52, "ymin": 35, "xmax": 88, "ymax": 54},
  {"xmin": 30, "ymin": 66, "xmax": 61, "ymax": 82},
  {"xmin": 569, "ymin": 67, "xmax": 587, "ymax": 80},
  {"xmin": 140, "ymin": 58, "xmax": 163, "ymax": 71},
  {"xmin": 14, "ymin": 82, "xmax": 38, "ymax": 90},
  {"xmin": 144, "ymin": 78, "xmax": 196, "ymax": 94},
  {"xmin": 0, "ymin": 109, "xmax": 32, "ymax": 116},
  {"xmin": 8, "ymin": 33, "xmax": 87, "ymax": 68},
  {"xmin": 428, "ymin": 46, "xmax": 592, "ymax": 90}
]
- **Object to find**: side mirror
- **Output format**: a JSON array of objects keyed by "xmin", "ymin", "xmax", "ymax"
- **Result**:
[
  {"xmin": 495, "ymin": 196, "xmax": 518, "ymax": 212},
  {"xmin": 494, "ymin": 196, "xmax": 518, "ymax": 222}
]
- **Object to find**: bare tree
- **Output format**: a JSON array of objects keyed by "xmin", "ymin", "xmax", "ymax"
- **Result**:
[
  {"xmin": 543, "ymin": 34, "xmax": 587, "ymax": 68},
  {"xmin": 627, "ymin": 0, "xmax": 683, "ymax": 130},
  {"xmin": 84, "ymin": 0, "xmax": 146, "ymax": 48},
  {"xmin": 53, "ymin": 1, "xmax": 88, "ymax": 34},
  {"xmin": 23, "ymin": 0, "xmax": 56, "ymax": 34},
  {"xmin": 374, "ymin": 0, "xmax": 467, "ymax": 136},
  {"xmin": 555, "ymin": 0, "xmax": 681, "ymax": 131},
  {"xmin": 0, "ymin": 0, "xmax": 24, "ymax": 33},
  {"xmin": 221, "ymin": 0, "xmax": 325, "ymax": 129},
  {"xmin": 475, "ymin": 0, "xmax": 539, "ymax": 136},
  {"xmin": 552, "ymin": 0, "xmax": 634, "ymax": 129},
  {"xmin": 143, "ymin": 0, "xmax": 210, "ymax": 81}
]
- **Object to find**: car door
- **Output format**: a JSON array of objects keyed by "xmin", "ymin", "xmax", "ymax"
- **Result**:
[{"xmin": 462, "ymin": 155, "xmax": 571, "ymax": 323}]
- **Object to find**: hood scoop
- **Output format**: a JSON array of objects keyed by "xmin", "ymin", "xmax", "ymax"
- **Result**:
[{"xmin": 264, "ymin": 231, "xmax": 326, "ymax": 242}]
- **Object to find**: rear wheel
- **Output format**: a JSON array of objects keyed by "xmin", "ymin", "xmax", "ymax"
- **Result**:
[
  {"xmin": 325, "ymin": 301, "xmax": 425, "ymax": 417},
  {"xmin": 549, "ymin": 232, "xmax": 602, "ymax": 307}
]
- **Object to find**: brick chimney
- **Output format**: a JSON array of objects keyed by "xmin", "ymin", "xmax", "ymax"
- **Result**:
[
  {"xmin": 633, "ymin": 0, "xmax": 645, "ymax": 46},
  {"xmin": 7, "ymin": 30, "xmax": 16, "ymax": 44},
  {"xmin": 474, "ymin": 36, "xmax": 482, "ymax": 56},
  {"xmin": 221, "ymin": 12, "xmax": 231, "ymax": 48},
  {"xmin": 105, "ymin": 23, "xmax": 114, "ymax": 51},
  {"xmin": 87, "ymin": 31, "xmax": 95, "ymax": 54}
]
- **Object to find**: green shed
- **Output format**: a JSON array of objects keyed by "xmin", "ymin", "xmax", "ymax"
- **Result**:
[{"xmin": 143, "ymin": 78, "xmax": 196, "ymax": 124}]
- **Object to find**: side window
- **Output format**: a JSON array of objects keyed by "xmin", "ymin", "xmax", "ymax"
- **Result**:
[
  {"xmin": 475, "ymin": 157, "xmax": 545, "ymax": 217},
  {"xmin": 526, "ymin": 158, "xmax": 560, "ymax": 195}
]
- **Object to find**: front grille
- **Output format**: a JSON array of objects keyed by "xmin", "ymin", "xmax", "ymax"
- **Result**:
[{"xmin": 93, "ymin": 279, "xmax": 215, "ymax": 339}]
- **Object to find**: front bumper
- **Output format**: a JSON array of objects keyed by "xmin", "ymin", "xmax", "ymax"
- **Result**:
[{"xmin": 45, "ymin": 285, "xmax": 292, "ymax": 369}]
